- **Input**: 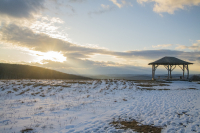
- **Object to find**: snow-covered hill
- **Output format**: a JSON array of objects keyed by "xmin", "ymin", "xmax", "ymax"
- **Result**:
[{"xmin": 0, "ymin": 79, "xmax": 200, "ymax": 133}]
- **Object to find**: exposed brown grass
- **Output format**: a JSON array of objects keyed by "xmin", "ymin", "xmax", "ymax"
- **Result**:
[
  {"xmin": 7, "ymin": 91, "xmax": 13, "ymax": 94},
  {"xmin": 57, "ymin": 88, "xmax": 63, "ymax": 92},
  {"xmin": 33, "ymin": 84, "xmax": 47, "ymax": 88},
  {"xmin": 136, "ymin": 83, "xmax": 169, "ymax": 87},
  {"xmin": 137, "ymin": 84, "xmax": 155, "ymax": 87},
  {"xmin": 137, "ymin": 87, "xmax": 170, "ymax": 91},
  {"xmin": 52, "ymin": 85, "xmax": 60, "ymax": 87},
  {"xmin": 61, "ymin": 85, "xmax": 71, "ymax": 87},
  {"xmin": 159, "ymin": 83, "xmax": 170, "ymax": 86},
  {"xmin": 110, "ymin": 119, "xmax": 162, "ymax": 133},
  {"xmin": 158, "ymin": 89, "xmax": 170, "ymax": 90},
  {"xmin": 137, "ymin": 87, "xmax": 156, "ymax": 90},
  {"xmin": 40, "ymin": 94, "xmax": 45, "ymax": 97},
  {"xmin": 31, "ymin": 92, "xmax": 40, "ymax": 96},
  {"xmin": 25, "ymin": 83, "xmax": 33, "ymax": 86},
  {"xmin": 123, "ymin": 98, "xmax": 127, "ymax": 101},
  {"xmin": 17, "ymin": 88, "xmax": 30, "ymax": 95},
  {"xmin": 133, "ymin": 80, "xmax": 171, "ymax": 84},
  {"xmin": 13, "ymin": 88, "xmax": 19, "ymax": 92},
  {"xmin": 65, "ymin": 81, "xmax": 84, "ymax": 84},
  {"xmin": 20, "ymin": 128, "xmax": 33, "ymax": 133},
  {"xmin": 188, "ymin": 88, "xmax": 197, "ymax": 90}
]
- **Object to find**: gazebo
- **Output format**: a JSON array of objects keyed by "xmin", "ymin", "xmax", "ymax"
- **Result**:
[{"xmin": 148, "ymin": 56, "xmax": 193, "ymax": 80}]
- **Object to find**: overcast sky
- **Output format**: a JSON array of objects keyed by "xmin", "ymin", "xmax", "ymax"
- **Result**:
[{"xmin": 0, "ymin": 0, "xmax": 200, "ymax": 75}]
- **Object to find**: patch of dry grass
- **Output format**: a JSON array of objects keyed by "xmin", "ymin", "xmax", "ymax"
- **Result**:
[
  {"xmin": 123, "ymin": 98, "xmax": 127, "ymax": 101},
  {"xmin": 33, "ymin": 84, "xmax": 47, "ymax": 88},
  {"xmin": 61, "ymin": 85, "xmax": 71, "ymax": 87},
  {"xmin": 110, "ymin": 119, "xmax": 162, "ymax": 133},
  {"xmin": 65, "ymin": 81, "xmax": 87, "ymax": 84},
  {"xmin": 159, "ymin": 83, "xmax": 170, "ymax": 86},
  {"xmin": 179, "ymin": 88, "xmax": 197, "ymax": 90},
  {"xmin": 158, "ymin": 89, "xmax": 170, "ymax": 90},
  {"xmin": 57, "ymin": 88, "xmax": 63, "ymax": 92},
  {"xmin": 17, "ymin": 88, "xmax": 30, "ymax": 95},
  {"xmin": 40, "ymin": 94, "xmax": 46, "ymax": 97},
  {"xmin": 20, "ymin": 128, "xmax": 33, "ymax": 133},
  {"xmin": 13, "ymin": 88, "xmax": 19, "ymax": 92},
  {"xmin": 188, "ymin": 88, "xmax": 197, "ymax": 90},
  {"xmin": 7, "ymin": 91, "xmax": 13, "ymax": 94},
  {"xmin": 137, "ymin": 87, "xmax": 170, "ymax": 91},
  {"xmin": 136, "ymin": 87, "xmax": 156, "ymax": 90},
  {"xmin": 136, "ymin": 84, "xmax": 155, "ymax": 87},
  {"xmin": 31, "ymin": 92, "xmax": 40, "ymax": 96}
]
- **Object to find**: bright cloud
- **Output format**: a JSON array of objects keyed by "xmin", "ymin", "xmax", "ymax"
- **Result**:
[
  {"xmin": 88, "ymin": 4, "xmax": 115, "ymax": 16},
  {"xmin": 31, "ymin": 51, "xmax": 67, "ymax": 63},
  {"xmin": 152, "ymin": 44, "xmax": 173, "ymax": 48},
  {"xmin": 137, "ymin": 0, "xmax": 200, "ymax": 14},
  {"xmin": 109, "ymin": 0, "xmax": 131, "ymax": 8},
  {"xmin": 30, "ymin": 16, "xmax": 70, "ymax": 42},
  {"xmin": 176, "ymin": 40, "xmax": 200, "ymax": 51},
  {"xmin": 1, "ymin": 23, "xmax": 200, "ymax": 64},
  {"xmin": 101, "ymin": 4, "xmax": 110, "ymax": 9}
]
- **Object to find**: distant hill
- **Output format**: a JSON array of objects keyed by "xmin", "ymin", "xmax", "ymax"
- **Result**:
[
  {"xmin": 83, "ymin": 74, "xmax": 152, "ymax": 80},
  {"xmin": 83, "ymin": 74, "xmax": 200, "ymax": 80},
  {"xmin": 0, "ymin": 63, "xmax": 90, "ymax": 79}
]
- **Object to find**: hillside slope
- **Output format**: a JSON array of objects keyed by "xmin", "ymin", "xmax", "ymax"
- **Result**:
[{"xmin": 0, "ymin": 63, "xmax": 90, "ymax": 79}]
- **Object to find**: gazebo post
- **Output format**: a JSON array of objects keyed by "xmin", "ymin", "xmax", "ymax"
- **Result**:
[
  {"xmin": 152, "ymin": 65, "xmax": 155, "ymax": 80},
  {"xmin": 167, "ymin": 65, "xmax": 169, "ymax": 80},
  {"xmin": 187, "ymin": 65, "xmax": 189, "ymax": 79},
  {"xmin": 183, "ymin": 65, "xmax": 185, "ymax": 79},
  {"xmin": 170, "ymin": 65, "xmax": 172, "ymax": 79}
]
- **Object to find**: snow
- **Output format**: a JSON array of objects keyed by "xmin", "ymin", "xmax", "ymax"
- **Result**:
[{"xmin": 0, "ymin": 79, "xmax": 200, "ymax": 133}]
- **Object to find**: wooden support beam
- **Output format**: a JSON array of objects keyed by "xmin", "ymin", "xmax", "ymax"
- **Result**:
[
  {"xmin": 168, "ymin": 65, "xmax": 169, "ymax": 80},
  {"xmin": 178, "ymin": 65, "xmax": 183, "ymax": 70},
  {"xmin": 152, "ymin": 65, "xmax": 154, "ymax": 80},
  {"xmin": 164, "ymin": 65, "xmax": 168, "ymax": 70},
  {"xmin": 155, "ymin": 65, "xmax": 159, "ymax": 70},
  {"xmin": 152, "ymin": 64, "xmax": 159, "ymax": 80},
  {"xmin": 171, "ymin": 65, "xmax": 176, "ymax": 71},
  {"xmin": 187, "ymin": 65, "xmax": 189, "ymax": 79},
  {"xmin": 170, "ymin": 65, "xmax": 172, "ymax": 79},
  {"xmin": 183, "ymin": 65, "xmax": 185, "ymax": 79}
]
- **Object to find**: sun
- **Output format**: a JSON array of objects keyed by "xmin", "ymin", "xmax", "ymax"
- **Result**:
[
  {"xmin": 31, "ymin": 51, "xmax": 67, "ymax": 63},
  {"xmin": 42, "ymin": 51, "xmax": 66, "ymax": 62}
]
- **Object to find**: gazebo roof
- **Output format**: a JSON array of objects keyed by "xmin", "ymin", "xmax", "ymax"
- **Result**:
[{"xmin": 148, "ymin": 56, "xmax": 193, "ymax": 65}]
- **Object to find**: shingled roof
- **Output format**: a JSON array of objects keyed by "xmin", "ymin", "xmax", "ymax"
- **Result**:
[{"xmin": 148, "ymin": 56, "xmax": 193, "ymax": 65}]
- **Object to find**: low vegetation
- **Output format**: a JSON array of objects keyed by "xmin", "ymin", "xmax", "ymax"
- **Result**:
[
  {"xmin": 20, "ymin": 128, "xmax": 33, "ymax": 133},
  {"xmin": 110, "ymin": 119, "xmax": 162, "ymax": 133}
]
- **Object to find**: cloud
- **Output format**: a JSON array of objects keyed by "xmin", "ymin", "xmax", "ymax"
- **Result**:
[
  {"xmin": 28, "ymin": 58, "xmax": 151, "ymax": 75},
  {"xmin": 0, "ymin": 0, "xmax": 44, "ymax": 18},
  {"xmin": 175, "ymin": 40, "xmax": 200, "ymax": 51},
  {"xmin": 113, "ymin": 49, "xmax": 182, "ymax": 59},
  {"xmin": 88, "ymin": 4, "xmax": 115, "ymax": 16},
  {"xmin": 0, "ymin": 23, "xmax": 110, "ymax": 55},
  {"xmin": 30, "ymin": 16, "xmax": 70, "ymax": 42},
  {"xmin": 68, "ymin": 0, "xmax": 87, "ymax": 3},
  {"xmin": 137, "ymin": 0, "xmax": 200, "ymax": 14},
  {"xmin": 152, "ymin": 44, "xmax": 173, "ymax": 48},
  {"xmin": 1, "ymin": 23, "xmax": 200, "ymax": 67},
  {"xmin": 109, "ymin": 0, "xmax": 128, "ymax": 8},
  {"xmin": 66, "ymin": 4, "xmax": 76, "ymax": 13}
]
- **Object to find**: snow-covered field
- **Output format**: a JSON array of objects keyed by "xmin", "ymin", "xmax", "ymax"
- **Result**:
[{"xmin": 0, "ymin": 79, "xmax": 200, "ymax": 133}]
